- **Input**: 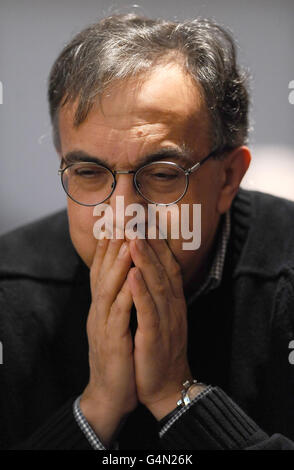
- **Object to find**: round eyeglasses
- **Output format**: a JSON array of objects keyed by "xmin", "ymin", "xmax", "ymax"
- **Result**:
[{"xmin": 58, "ymin": 149, "xmax": 218, "ymax": 206}]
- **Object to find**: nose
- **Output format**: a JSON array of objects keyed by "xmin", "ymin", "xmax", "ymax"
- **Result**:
[
  {"xmin": 109, "ymin": 172, "xmax": 142, "ymax": 205},
  {"xmin": 108, "ymin": 173, "xmax": 147, "ymax": 235}
]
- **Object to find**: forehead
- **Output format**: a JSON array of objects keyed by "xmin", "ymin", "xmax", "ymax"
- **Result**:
[{"xmin": 58, "ymin": 63, "xmax": 211, "ymax": 165}]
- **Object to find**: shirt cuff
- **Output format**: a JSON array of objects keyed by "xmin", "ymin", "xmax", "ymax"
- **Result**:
[
  {"xmin": 73, "ymin": 396, "xmax": 107, "ymax": 450},
  {"xmin": 159, "ymin": 386, "xmax": 269, "ymax": 450}
]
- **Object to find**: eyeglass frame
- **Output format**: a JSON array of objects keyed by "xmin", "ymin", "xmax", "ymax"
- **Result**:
[{"xmin": 58, "ymin": 147, "xmax": 222, "ymax": 207}]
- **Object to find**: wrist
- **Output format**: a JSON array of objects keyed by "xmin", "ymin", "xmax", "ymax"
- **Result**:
[
  {"xmin": 146, "ymin": 392, "xmax": 182, "ymax": 421},
  {"xmin": 79, "ymin": 392, "xmax": 128, "ymax": 447},
  {"xmin": 147, "ymin": 383, "xmax": 208, "ymax": 421}
]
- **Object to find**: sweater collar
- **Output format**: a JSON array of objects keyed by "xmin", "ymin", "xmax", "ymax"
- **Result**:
[{"xmin": 187, "ymin": 210, "xmax": 231, "ymax": 305}]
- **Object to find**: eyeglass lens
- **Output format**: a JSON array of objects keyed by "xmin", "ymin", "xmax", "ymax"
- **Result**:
[{"xmin": 61, "ymin": 162, "xmax": 187, "ymax": 205}]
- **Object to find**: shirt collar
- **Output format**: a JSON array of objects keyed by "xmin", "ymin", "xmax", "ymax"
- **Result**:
[{"xmin": 187, "ymin": 210, "xmax": 231, "ymax": 306}]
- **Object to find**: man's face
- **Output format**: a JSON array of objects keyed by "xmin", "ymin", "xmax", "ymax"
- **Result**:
[{"xmin": 58, "ymin": 63, "xmax": 225, "ymax": 289}]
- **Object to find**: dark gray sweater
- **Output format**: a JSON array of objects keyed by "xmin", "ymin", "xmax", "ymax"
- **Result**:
[{"xmin": 0, "ymin": 188, "xmax": 294, "ymax": 450}]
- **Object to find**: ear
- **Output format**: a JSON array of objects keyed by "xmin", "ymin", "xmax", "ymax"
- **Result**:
[{"xmin": 217, "ymin": 146, "xmax": 251, "ymax": 214}]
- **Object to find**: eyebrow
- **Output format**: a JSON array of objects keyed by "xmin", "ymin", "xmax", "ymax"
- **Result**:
[{"xmin": 62, "ymin": 146, "xmax": 195, "ymax": 170}]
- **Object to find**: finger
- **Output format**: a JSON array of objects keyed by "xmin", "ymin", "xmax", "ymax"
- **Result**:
[
  {"xmin": 127, "ymin": 267, "xmax": 159, "ymax": 332},
  {"xmin": 100, "ymin": 238, "xmax": 125, "ymax": 277},
  {"xmin": 108, "ymin": 278, "xmax": 133, "ymax": 337},
  {"xmin": 147, "ymin": 238, "xmax": 184, "ymax": 299},
  {"xmin": 129, "ymin": 238, "xmax": 170, "ymax": 313},
  {"xmin": 93, "ymin": 242, "xmax": 133, "ymax": 319},
  {"xmin": 90, "ymin": 238, "xmax": 110, "ymax": 289}
]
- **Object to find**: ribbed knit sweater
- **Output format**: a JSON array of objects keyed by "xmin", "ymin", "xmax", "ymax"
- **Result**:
[{"xmin": 0, "ymin": 188, "xmax": 294, "ymax": 450}]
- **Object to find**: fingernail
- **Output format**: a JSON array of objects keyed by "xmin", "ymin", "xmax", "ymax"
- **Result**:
[
  {"xmin": 136, "ymin": 239, "xmax": 145, "ymax": 251},
  {"xmin": 135, "ymin": 268, "xmax": 142, "ymax": 280},
  {"xmin": 118, "ymin": 242, "xmax": 128, "ymax": 258}
]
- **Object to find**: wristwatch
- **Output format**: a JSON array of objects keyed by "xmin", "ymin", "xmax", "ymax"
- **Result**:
[
  {"xmin": 177, "ymin": 379, "xmax": 207, "ymax": 407},
  {"xmin": 159, "ymin": 379, "xmax": 208, "ymax": 427}
]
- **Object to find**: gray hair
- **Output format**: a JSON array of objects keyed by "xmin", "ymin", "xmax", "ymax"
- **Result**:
[{"xmin": 48, "ymin": 13, "xmax": 249, "ymax": 154}]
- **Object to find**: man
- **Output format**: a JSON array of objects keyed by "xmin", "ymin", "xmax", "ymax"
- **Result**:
[{"xmin": 0, "ymin": 13, "xmax": 294, "ymax": 450}]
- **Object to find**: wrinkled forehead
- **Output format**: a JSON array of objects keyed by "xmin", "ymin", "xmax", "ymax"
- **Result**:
[
  {"xmin": 58, "ymin": 63, "xmax": 212, "ymax": 165},
  {"xmin": 98, "ymin": 63, "xmax": 206, "ymax": 119}
]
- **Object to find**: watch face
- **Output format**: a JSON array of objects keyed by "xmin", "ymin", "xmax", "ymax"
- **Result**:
[{"xmin": 187, "ymin": 383, "xmax": 205, "ymax": 400}]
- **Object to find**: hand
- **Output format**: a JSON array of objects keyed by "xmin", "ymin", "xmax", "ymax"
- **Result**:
[
  {"xmin": 80, "ymin": 238, "xmax": 138, "ymax": 446},
  {"xmin": 127, "ymin": 238, "xmax": 192, "ymax": 420}
]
